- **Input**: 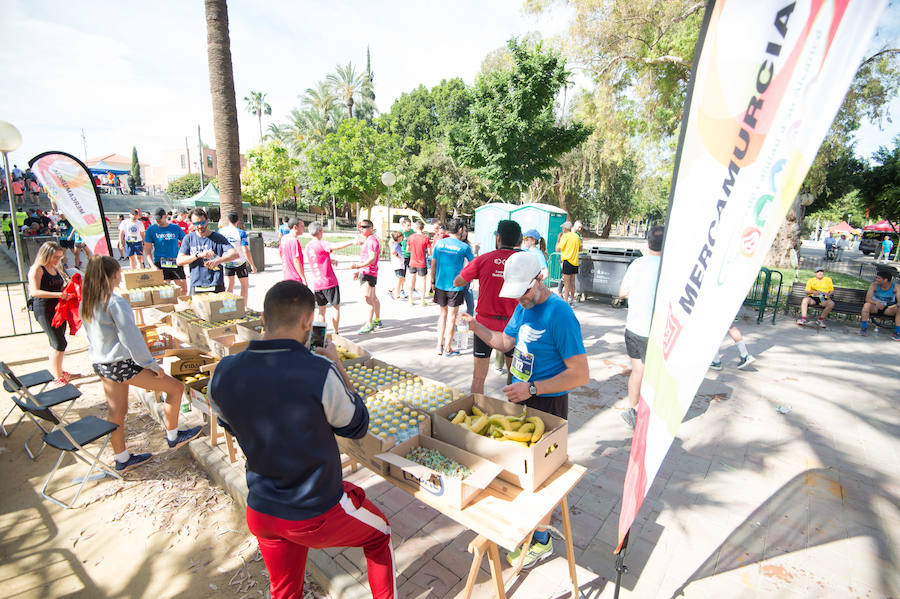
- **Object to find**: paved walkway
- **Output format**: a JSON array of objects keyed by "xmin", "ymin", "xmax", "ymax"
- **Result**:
[{"xmin": 3, "ymin": 240, "xmax": 898, "ymax": 598}]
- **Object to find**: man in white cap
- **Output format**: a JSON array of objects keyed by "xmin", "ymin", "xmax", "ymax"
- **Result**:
[{"xmin": 458, "ymin": 250, "xmax": 588, "ymax": 568}]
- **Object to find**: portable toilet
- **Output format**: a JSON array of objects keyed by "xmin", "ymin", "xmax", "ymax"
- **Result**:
[
  {"xmin": 473, "ymin": 203, "xmax": 517, "ymax": 253},
  {"xmin": 511, "ymin": 203, "xmax": 568, "ymax": 252}
]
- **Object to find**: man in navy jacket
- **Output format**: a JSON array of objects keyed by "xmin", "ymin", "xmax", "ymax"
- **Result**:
[{"xmin": 210, "ymin": 281, "xmax": 395, "ymax": 598}]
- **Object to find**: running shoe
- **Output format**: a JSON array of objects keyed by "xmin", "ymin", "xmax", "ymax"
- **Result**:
[
  {"xmin": 373, "ymin": 318, "xmax": 383, "ymax": 328},
  {"xmin": 506, "ymin": 537, "xmax": 554, "ymax": 569},
  {"xmin": 892, "ymin": 333, "xmax": 900, "ymax": 342},
  {"xmin": 167, "ymin": 426, "xmax": 202, "ymax": 449},
  {"xmin": 796, "ymin": 318, "xmax": 807, "ymax": 326},
  {"xmin": 621, "ymin": 408, "xmax": 637, "ymax": 429},
  {"xmin": 494, "ymin": 366, "xmax": 506, "ymax": 375},
  {"xmin": 710, "ymin": 361, "xmax": 723, "ymax": 371},
  {"xmin": 859, "ymin": 329, "xmax": 868, "ymax": 336},
  {"xmin": 387, "ymin": 291, "xmax": 395, "ymax": 300},
  {"xmin": 444, "ymin": 350, "xmax": 460, "ymax": 357},
  {"xmin": 817, "ymin": 320, "xmax": 827, "ymax": 329},
  {"xmin": 115, "ymin": 452, "xmax": 152, "ymax": 472},
  {"xmin": 421, "ymin": 300, "xmax": 428, "ymax": 307},
  {"xmin": 400, "ymin": 291, "xmax": 409, "ymax": 299},
  {"xmin": 357, "ymin": 322, "xmax": 375, "ymax": 334},
  {"xmin": 736, "ymin": 354, "xmax": 755, "ymax": 369}
]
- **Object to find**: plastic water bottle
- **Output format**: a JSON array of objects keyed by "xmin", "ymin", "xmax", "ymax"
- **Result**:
[{"xmin": 455, "ymin": 319, "xmax": 470, "ymax": 351}]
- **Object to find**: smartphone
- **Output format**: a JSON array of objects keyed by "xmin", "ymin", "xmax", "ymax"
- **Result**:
[{"xmin": 310, "ymin": 322, "xmax": 327, "ymax": 348}]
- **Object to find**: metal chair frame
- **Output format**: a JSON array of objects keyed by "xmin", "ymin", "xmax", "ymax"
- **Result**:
[{"xmin": 2, "ymin": 368, "xmax": 54, "ymax": 436}]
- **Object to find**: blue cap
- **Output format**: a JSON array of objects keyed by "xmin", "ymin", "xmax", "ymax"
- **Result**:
[{"xmin": 523, "ymin": 229, "xmax": 541, "ymax": 241}]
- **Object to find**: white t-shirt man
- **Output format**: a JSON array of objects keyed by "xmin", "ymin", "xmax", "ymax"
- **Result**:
[
  {"xmin": 120, "ymin": 218, "xmax": 144, "ymax": 243},
  {"xmin": 619, "ymin": 254, "xmax": 661, "ymax": 337}
]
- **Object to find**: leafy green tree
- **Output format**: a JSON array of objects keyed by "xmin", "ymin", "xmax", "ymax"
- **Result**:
[
  {"xmin": 381, "ymin": 78, "xmax": 472, "ymax": 156},
  {"xmin": 243, "ymin": 90, "xmax": 272, "ymax": 142},
  {"xmin": 860, "ymin": 137, "xmax": 900, "ymax": 233},
  {"xmin": 402, "ymin": 143, "xmax": 494, "ymax": 220},
  {"xmin": 307, "ymin": 119, "xmax": 404, "ymax": 217},
  {"xmin": 241, "ymin": 141, "xmax": 301, "ymax": 213},
  {"xmin": 130, "ymin": 146, "xmax": 142, "ymax": 187},
  {"xmin": 167, "ymin": 173, "xmax": 217, "ymax": 198},
  {"xmin": 450, "ymin": 39, "xmax": 590, "ymax": 200},
  {"xmin": 327, "ymin": 62, "xmax": 374, "ymax": 119}
]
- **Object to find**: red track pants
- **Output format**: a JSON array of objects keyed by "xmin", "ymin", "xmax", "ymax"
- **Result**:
[{"xmin": 246, "ymin": 481, "xmax": 395, "ymax": 599}]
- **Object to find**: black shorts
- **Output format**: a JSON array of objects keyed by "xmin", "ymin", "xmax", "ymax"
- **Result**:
[
  {"xmin": 523, "ymin": 393, "xmax": 568, "ymax": 420},
  {"xmin": 434, "ymin": 288, "xmax": 465, "ymax": 307},
  {"xmin": 33, "ymin": 299, "xmax": 67, "ymax": 351},
  {"xmin": 59, "ymin": 239, "xmax": 75, "ymax": 249},
  {"xmin": 562, "ymin": 260, "xmax": 579, "ymax": 275},
  {"xmin": 155, "ymin": 262, "xmax": 186, "ymax": 280},
  {"xmin": 93, "ymin": 359, "xmax": 143, "ymax": 383},
  {"xmin": 315, "ymin": 286, "xmax": 341, "ymax": 307},
  {"xmin": 125, "ymin": 241, "xmax": 143, "ymax": 256},
  {"xmin": 360, "ymin": 274, "xmax": 377, "ymax": 287},
  {"xmin": 624, "ymin": 329, "xmax": 648, "ymax": 361},
  {"xmin": 409, "ymin": 266, "xmax": 427, "ymax": 276},
  {"xmin": 394, "ymin": 268, "xmax": 406, "ymax": 278},
  {"xmin": 224, "ymin": 262, "xmax": 250, "ymax": 278},
  {"xmin": 403, "ymin": 255, "xmax": 411, "ymax": 272},
  {"xmin": 473, "ymin": 331, "xmax": 515, "ymax": 359},
  {"xmin": 808, "ymin": 295, "xmax": 830, "ymax": 306}
]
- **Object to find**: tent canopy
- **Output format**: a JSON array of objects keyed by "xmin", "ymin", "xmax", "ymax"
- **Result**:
[
  {"xmin": 828, "ymin": 221, "xmax": 861, "ymax": 234},
  {"xmin": 89, "ymin": 161, "xmax": 129, "ymax": 175},
  {"xmin": 174, "ymin": 183, "xmax": 250, "ymax": 209},
  {"xmin": 864, "ymin": 220, "xmax": 898, "ymax": 232}
]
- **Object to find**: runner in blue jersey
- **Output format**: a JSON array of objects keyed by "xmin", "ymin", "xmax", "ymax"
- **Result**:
[
  {"xmin": 431, "ymin": 218, "xmax": 473, "ymax": 356},
  {"xmin": 144, "ymin": 208, "xmax": 187, "ymax": 294}
]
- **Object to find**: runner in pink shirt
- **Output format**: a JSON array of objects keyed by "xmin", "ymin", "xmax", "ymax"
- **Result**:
[
  {"xmin": 279, "ymin": 218, "xmax": 306, "ymax": 284},
  {"xmin": 351, "ymin": 219, "xmax": 381, "ymax": 334},
  {"xmin": 305, "ymin": 221, "xmax": 357, "ymax": 335}
]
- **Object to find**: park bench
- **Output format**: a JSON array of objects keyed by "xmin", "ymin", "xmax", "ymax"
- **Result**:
[{"xmin": 785, "ymin": 282, "xmax": 894, "ymax": 327}]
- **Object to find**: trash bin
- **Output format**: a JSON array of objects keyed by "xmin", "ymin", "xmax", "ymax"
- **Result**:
[
  {"xmin": 248, "ymin": 231, "xmax": 265, "ymax": 273},
  {"xmin": 575, "ymin": 248, "xmax": 643, "ymax": 298}
]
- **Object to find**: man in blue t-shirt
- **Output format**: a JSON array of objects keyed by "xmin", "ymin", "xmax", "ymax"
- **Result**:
[
  {"xmin": 278, "ymin": 217, "xmax": 290, "ymax": 237},
  {"xmin": 176, "ymin": 208, "xmax": 238, "ymax": 294},
  {"xmin": 458, "ymin": 250, "xmax": 588, "ymax": 569},
  {"xmin": 431, "ymin": 218, "xmax": 474, "ymax": 356},
  {"xmin": 144, "ymin": 208, "xmax": 187, "ymax": 294}
]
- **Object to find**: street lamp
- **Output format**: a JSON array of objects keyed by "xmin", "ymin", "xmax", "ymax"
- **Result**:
[
  {"xmin": 381, "ymin": 171, "xmax": 396, "ymax": 238},
  {"xmin": 0, "ymin": 121, "xmax": 26, "ymax": 281}
]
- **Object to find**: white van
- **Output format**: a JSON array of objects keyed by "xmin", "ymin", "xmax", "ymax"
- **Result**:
[{"xmin": 368, "ymin": 206, "xmax": 435, "ymax": 234}]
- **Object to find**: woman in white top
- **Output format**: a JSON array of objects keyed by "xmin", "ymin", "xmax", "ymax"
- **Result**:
[{"xmin": 80, "ymin": 256, "xmax": 201, "ymax": 472}]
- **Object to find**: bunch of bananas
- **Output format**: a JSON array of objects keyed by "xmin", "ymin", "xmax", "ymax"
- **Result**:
[
  {"xmin": 336, "ymin": 348, "xmax": 358, "ymax": 360},
  {"xmin": 449, "ymin": 406, "xmax": 545, "ymax": 447},
  {"xmin": 178, "ymin": 372, "xmax": 210, "ymax": 394}
]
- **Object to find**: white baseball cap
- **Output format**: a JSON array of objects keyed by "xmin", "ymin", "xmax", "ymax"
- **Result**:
[{"xmin": 498, "ymin": 251, "xmax": 543, "ymax": 298}]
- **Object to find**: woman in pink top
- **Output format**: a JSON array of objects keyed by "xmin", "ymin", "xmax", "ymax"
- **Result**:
[
  {"xmin": 351, "ymin": 220, "xmax": 381, "ymax": 334},
  {"xmin": 304, "ymin": 221, "xmax": 356, "ymax": 334}
]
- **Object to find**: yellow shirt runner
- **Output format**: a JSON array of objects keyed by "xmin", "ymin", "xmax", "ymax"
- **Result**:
[{"xmin": 557, "ymin": 232, "xmax": 581, "ymax": 266}]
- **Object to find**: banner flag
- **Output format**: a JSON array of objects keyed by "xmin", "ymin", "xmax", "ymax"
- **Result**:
[
  {"xmin": 617, "ymin": 0, "xmax": 885, "ymax": 552},
  {"xmin": 29, "ymin": 151, "xmax": 113, "ymax": 256}
]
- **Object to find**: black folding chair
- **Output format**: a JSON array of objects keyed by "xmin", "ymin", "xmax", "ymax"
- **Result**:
[
  {"xmin": 2, "ymin": 367, "xmax": 54, "ymax": 436},
  {"xmin": 0, "ymin": 362, "xmax": 81, "ymax": 459}
]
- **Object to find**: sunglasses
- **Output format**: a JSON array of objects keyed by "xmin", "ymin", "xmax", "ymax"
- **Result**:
[
  {"xmin": 358, "ymin": 224, "xmax": 372, "ymax": 229},
  {"xmin": 193, "ymin": 220, "xmax": 208, "ymax": 227}
]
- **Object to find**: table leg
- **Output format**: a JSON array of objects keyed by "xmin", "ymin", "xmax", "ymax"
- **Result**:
[
  {"xmin": 463, "ymin": 536, "xmax": 488, "ymax": 599},
  {"xmin": 485, "ymin": 541, "xmax": 507, "ymax": 599},
  {"xmin": 560, "ymin": 496, "xmax": 579, "ymax": 598}
]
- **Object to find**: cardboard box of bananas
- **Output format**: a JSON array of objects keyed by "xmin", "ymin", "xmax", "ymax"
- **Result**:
[{"xmin": 448, "ymin": 405, "xmax": 545, "ymax": 447}]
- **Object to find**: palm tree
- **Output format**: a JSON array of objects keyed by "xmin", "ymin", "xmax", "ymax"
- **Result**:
[
  {"xmin": 244, "ymin": 90, "xmax": 272, "ymax": 143},
  {"xmin": 204, "ymin": 0, "xmax": 242, "ymax": 220},
  {"xmin": 326, "ymin": 62, "xmax": 374, "ymax": 119},
  {"xmin": 301, "ymin": 81, "xmax": 339, "ymax": 119}
]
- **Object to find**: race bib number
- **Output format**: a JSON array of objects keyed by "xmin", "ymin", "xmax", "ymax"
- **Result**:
[
  {"xmin": 160, "ymin": 258, "xmax": 177, "ymax": 269},
  {"xmin": 509, "ymin": 347, "xmax": 534, "ymax": 382},
  {"xmin": 125, "ymin": 235, "xmax": 140, "ymax": 243}
]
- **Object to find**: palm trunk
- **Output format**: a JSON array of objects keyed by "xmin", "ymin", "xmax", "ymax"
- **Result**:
[
  {"xmin": 258, "ymin": 109, "xmax": 263, "ymax": 142},
  {"xmin": 205, "ymin": 0, "xmax": 243, "ymax": 221}
]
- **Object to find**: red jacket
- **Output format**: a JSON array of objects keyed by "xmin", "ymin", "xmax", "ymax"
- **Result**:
[{"xmin": 52, "ymin": 273, "xmax": 82, "ymax": 334}]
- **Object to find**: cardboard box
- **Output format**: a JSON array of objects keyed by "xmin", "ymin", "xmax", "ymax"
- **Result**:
[
  {"xmin": 121, "ymin": 268, "xmax": 165, "ymax": 289},
  {"xmin": 207, "ymin": 333, "xmax": 250, "ymax": 359},
  {"xmin": 117, "ymin": 287, "xmax": 153, "ymax": 308},
  {"xmin": 162, "ymin": 348, "xmax": 215, "ymax": 378},
  {"xmin": 432, "ymin": 394, "xmax": 568, "ymax": 492},
  {"xmin": 331, "ymin": 334, "xmax": 371, "ymax": 366},
  {"xmin": 236, "ymin": 321, "xmax": 264, "ymax": 341},
  {"xmin": 337, "ymin": 417, "xmax": 431, "ymax": 477},
  {"xmin": 170, "ymin": 310, "xmax": 262, "ymax": 351},
  {"xmin": 377, "ymin": 434, "xmax": 502, "ymax": 509},
  {"xmin": 151, "ymin": 284, "xmax": 180, "ymax": 305},
  {"xmin": 192, "ymin": 293, "xmax": 246, "ymax": 322}
]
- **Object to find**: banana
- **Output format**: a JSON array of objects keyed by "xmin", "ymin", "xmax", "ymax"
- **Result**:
[
  {"xmin": 526, "ymin": 416, "xmax": 545, "ymax": 443},
  {"xmin": 509, "ymin": 420, "xmax": 522, "ymax": 431},
  {"xmin": 451, "ymin": 410, "xmax": 466, "ymax": 424},
  {"xmin": 471, "ymin": 405, "xmax": 484, "ymax": 417},
  {"xmin": 500, "ymin": 429, "xmax": 532, "ymax": 442},
  {"xmin": 469, "ymin": 414, "xmax": 488, "ymax": 435},
  {"xmin": 519, "ymin": 423, "xmax": 535, "ymax": 434},
  {"xmin": 487, "ymin": 414, "xmax": 512, "ymax": 431}
]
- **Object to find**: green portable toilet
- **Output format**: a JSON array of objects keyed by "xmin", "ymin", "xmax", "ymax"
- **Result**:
[
  {"xmin": 510, "ymin": 203, "xmax": 568, "ymax": 251},
  {"xmin": 473, "ymin": 203, "xmax": 517, "ymax": 253}
]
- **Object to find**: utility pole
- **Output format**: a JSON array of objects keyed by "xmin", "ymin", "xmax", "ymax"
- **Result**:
[
  {"xmin": 197, "ymin": 125, "xmax": 205, "ymax": 189},
  {"xmin": 81, "ymin": 129, "xmax": 88, "ymax": 160},
  {"xmin": 185, "ymin": 137, "xmax": 191, "ymax": 174}
]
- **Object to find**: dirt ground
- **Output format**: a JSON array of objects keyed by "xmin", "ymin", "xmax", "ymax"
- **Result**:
[{"xmin": 0, "ymin": 339, "xmax": 324, "ymax": 599}]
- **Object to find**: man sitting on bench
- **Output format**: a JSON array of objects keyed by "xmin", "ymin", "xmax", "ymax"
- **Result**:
[
  {"xmin": 798, "ymin": 267, "xmax": 835, "ymax": 328},
  {"xmin": 860, "ymin": 268, "xmax": 900, "ymax": 340}
]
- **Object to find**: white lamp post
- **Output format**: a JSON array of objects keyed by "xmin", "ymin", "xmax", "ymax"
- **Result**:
[
  {"xmin": 381, "ymin": 171, "xmax": 396, "ymax": 238},
  {"xmin": 0, "ymin": 121, "xmax": 26, "ymax": 281}
]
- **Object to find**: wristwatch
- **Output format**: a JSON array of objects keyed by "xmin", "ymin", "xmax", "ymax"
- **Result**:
[{"xmin": 528, "ymin": 382, "xmax": 538, "ymax": 397}]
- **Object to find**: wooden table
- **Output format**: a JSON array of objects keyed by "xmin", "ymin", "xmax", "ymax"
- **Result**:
[{"xmin": 383, "ymin": 461, "xmax": 586, "ymax": 599}]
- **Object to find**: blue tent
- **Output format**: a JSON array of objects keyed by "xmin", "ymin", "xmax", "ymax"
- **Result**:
[{"xmin": 89, "ymin": 161, "xmax": 129, "ymax": 175}]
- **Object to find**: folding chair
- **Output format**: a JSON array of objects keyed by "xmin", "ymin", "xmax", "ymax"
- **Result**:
[
  {"xmin": 8, "ymin": 392, "xmax": 122, "ymax": 508},
  {"xmin": 0, "ymin": 362, "xmax": 81, "ymax": 459},
  {"xmin": 2, "ymin": 367, "xmax": 54, "ymax": 436}
]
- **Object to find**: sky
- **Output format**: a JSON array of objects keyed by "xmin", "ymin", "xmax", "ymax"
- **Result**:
[{"xmin": 0, "ymin": 0, "xmax": 896, "ymax": 172}]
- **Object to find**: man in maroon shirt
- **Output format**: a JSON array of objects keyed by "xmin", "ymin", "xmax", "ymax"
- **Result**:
[
  {"xmin": 406, "ymin": 221, "xmax": 432, "ymax": 306},
  {"xmin": 454, "ymin": 220, "xmax": 522, "ymax": 394}
]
